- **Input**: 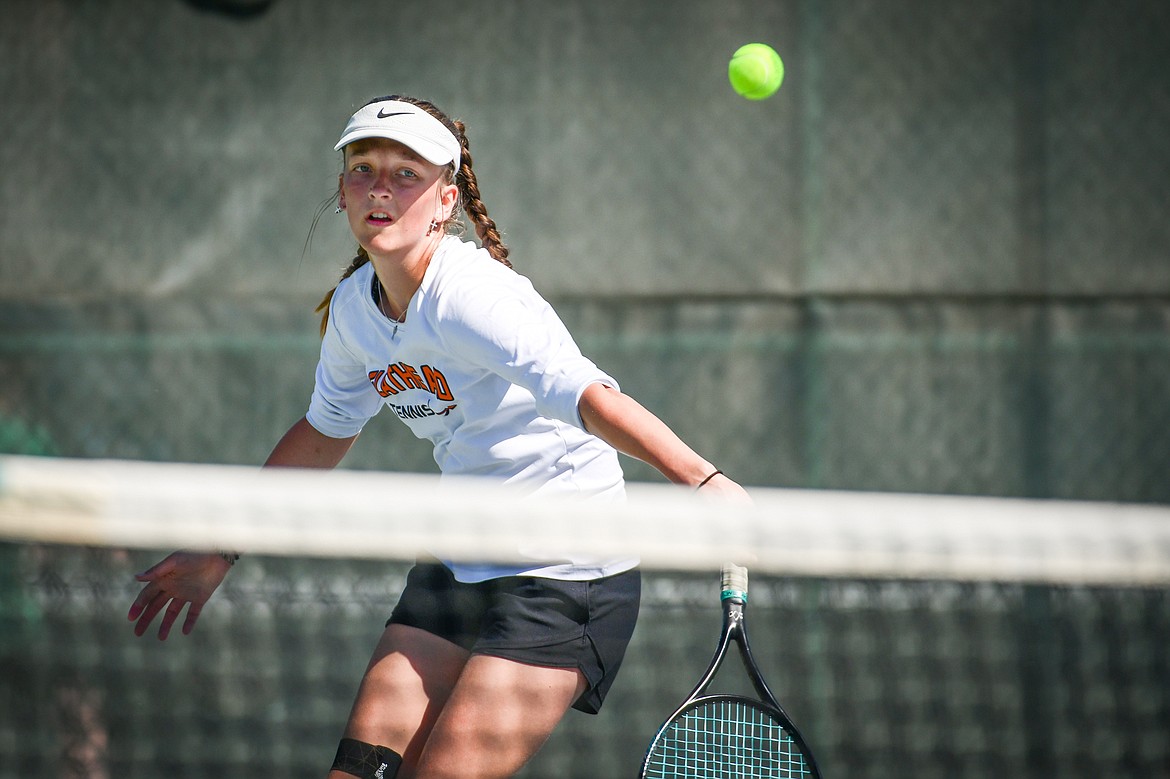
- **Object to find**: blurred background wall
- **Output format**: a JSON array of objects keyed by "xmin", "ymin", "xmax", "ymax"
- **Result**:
[
  {"xmin": 2, "ymin": 3, "xmax": 1170, "ymax": 778},
  {"xmin": 2, "ymin": 0, "xmax": 1168, "ymax": 501}
]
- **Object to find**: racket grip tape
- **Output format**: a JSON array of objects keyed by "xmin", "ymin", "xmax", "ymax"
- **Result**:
[{"xmin": 721, "ymin": 563, "xmax": 749, "ymax": 602}]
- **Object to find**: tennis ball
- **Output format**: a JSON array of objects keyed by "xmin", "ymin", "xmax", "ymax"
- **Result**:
[{"xmin": 728, "ymin": 43, "xmax": 785, "ymax": 100}]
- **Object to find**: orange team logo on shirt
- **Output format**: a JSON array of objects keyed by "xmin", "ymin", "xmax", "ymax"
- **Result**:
[{"xmin": 368, "ymin": 362, "xmax": 454, "ymax": 402}]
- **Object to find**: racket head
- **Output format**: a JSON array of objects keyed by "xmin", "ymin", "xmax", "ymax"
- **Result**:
[{"xmin": 639, "ymin": 694, "xmax": 821, "ymax": 779}]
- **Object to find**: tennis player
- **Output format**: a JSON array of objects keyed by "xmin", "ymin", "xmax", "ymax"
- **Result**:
[{"xmin": 128, "ymin": 95, "xmax": 749, "ymax": 779}]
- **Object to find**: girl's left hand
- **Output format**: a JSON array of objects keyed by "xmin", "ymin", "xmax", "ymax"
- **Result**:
[{"xmin": 696, "ymin": 472, "xmax": 754, "ymax": 504}]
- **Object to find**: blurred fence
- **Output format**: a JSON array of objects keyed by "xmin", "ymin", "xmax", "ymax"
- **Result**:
[
  {"xmin": 3, "ymin": 293, "xmax": 1170, "ymax": 502},
  {"xmin": 1, "ymin": 2, "xmax": 1169, "ymax": 776},
  {"xmin": 2, "ymin": 0, "xmax": 1168, "ymax": 500}
]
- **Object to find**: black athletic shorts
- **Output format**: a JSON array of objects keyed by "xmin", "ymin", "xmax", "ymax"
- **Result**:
[{"xmin": 387, "ymin": 560, "xmax": 641, "ymax": 714}]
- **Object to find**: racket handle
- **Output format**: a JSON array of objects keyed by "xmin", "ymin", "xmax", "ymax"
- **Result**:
[{"xmin": 721, "ymin": 563, "xmax": 749, "ymax": 603}]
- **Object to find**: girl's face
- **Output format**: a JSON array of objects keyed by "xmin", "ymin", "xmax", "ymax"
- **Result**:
[{"xmin": 338, "ymin": 138, "xmax": 457, "ymax": 260}]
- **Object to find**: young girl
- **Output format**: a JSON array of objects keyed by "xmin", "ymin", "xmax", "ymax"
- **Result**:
[{"xmin": 128, "ymin": 95, "xmax": 748, "ymax": 779}]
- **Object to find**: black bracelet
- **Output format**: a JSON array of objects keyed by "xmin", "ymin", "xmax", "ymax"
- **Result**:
[
  {"xmin": 219, "ymin": 551, "xmax": 240, "ymax": 566},
  {"xmin": 695, "ymin": 470, "xmax": 724, "ymax": 490}
]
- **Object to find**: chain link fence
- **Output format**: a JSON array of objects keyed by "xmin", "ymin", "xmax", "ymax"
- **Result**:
[
  {"xmin": 3, "ymin": 0, "xmax": 1167, "ymax": 500},
  {"xmin": 2, "ymin": 1, "xmax": 1169, "ymax": 777}
]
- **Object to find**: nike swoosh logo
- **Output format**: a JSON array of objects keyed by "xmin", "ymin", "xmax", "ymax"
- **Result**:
[{"xmin": 377, "ymin": 109, "xmax": 411, "ymax": 119}]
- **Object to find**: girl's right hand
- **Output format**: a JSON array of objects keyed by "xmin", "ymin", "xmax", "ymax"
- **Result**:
[{"xmin": 127, "ymin": 551, "xmax": 233, "ymax": 640}]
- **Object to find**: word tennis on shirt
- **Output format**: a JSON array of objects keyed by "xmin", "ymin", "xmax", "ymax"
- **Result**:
[{"xmin": 368, "ymin": 362, "xmax": 454, "ymax": 401}]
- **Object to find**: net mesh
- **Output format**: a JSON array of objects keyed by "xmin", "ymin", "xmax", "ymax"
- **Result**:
[{"xmin": 1, "ymin": 455, "xmax": 1168, "ymax": 779}]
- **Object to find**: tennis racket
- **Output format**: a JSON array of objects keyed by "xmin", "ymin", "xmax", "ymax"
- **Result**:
[{"xmin": 639, "ymin": 563, "xmax": 823, "ymax": 778}]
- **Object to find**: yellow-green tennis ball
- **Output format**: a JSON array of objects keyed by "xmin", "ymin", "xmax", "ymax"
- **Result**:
[{"xmin": 728, "ymin": 43, "xmax": 785, "ymax": 100}]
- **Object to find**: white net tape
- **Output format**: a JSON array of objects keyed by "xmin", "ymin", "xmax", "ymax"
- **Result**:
[{"xmin": 2, "ymin": 454, "xmax": 1168, "ymax": 586}]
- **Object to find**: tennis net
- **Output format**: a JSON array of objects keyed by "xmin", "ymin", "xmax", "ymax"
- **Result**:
[{"xmin": 1, "ymin": 454, "xmax": 1168, "ymax": 778}]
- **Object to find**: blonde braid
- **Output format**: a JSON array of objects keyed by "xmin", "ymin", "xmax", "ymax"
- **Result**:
[
  {"xmin": 315, "ymin": 248, "xmax": 370, "ymax": 338},
  {"xmin": 451, "ymin": 119, "xmax": 512, "ymax": 268}
]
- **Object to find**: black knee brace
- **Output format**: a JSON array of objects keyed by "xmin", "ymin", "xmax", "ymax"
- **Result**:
[{"xmin": 331, "ymin": 738, "xmax": 402, "ymax": 779}]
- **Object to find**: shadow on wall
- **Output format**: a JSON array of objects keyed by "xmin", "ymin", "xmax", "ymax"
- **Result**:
[{"xmin": 180, "ymin": 0, "xmax": 276, "ymax": 20}]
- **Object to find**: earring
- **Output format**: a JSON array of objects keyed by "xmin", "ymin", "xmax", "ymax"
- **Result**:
[
  {"xmin": 427, "ymin": 219, "xmax": 441, "ymax": 235},
  {"xmin": 335, "ymin": 206, "xmax": 343, "ymax": 214}
]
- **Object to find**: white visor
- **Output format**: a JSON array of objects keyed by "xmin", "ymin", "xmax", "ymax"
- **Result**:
[{"xmin": 334, "ymin": 100, "xmax": 461, "ymax": 171}]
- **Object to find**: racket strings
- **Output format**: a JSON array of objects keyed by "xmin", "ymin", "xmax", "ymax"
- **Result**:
[{"xmin": 644, "ymin": 698, "xmax": 813, "ymax": 778}]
